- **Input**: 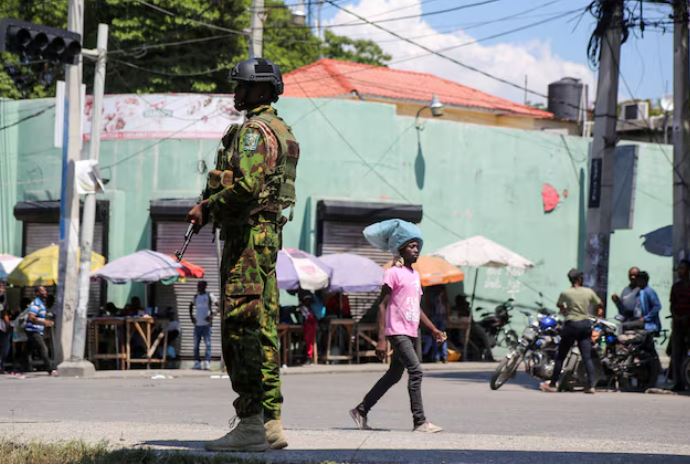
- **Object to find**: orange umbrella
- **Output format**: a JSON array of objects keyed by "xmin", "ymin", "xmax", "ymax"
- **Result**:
[
  {"xmin": 384, "ymin": 255, "xmax": 464, "ymax": 287},
  {"xmin": 173, "ymin": 258, "xmax": 205, "ymax": 279}
]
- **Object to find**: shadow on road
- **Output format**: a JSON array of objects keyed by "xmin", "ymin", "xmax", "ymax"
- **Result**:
[
  {"xmin": 140, "ymin": 441, "xmax": 690, "ymax": 464},
  {"xmin": 425, "ymin": 370, "xmax": 540, "ymax": 390}
]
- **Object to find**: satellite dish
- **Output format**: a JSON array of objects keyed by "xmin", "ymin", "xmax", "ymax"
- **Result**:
[{"xmin": 660, "ymin": 95, "xmax": 673, "ymax": 112}]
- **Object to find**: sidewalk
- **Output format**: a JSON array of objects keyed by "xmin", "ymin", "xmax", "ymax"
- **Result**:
[
  {"xmin": 5, "ymin": 420, "xmax": 690, "ymax": 463},
  {"xmin": 60, "ymin": 361, "xmax": 499, "ymax": 380}
]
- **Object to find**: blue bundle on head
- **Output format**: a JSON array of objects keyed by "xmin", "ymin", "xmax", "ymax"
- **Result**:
[{"xmin": 362, "ymin": 219, "xmax": 423, "ymax": 254}]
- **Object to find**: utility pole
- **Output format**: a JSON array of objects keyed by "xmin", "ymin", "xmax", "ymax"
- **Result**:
[
  {"xmin": 55, "ymin": 0, "xmax": 84, "ymax": 364},
  {"xmin": 60, "ymin": 24, "xmax": 108, "ymax": 377},
  {"xmin": 673, "ymin": 0, "xmax": 690, "ymax": 264},
  {"xmin": 249, "ymin": 0, "xmax": 264, "ymax": 58},
  {"xmin": 584, "ymin": 0, "xmax": 623, "ymax": 309}
]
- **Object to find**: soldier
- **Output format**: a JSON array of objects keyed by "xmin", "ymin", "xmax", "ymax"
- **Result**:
[{"xmin": 186, "ymin": 57, "xmax": 299, "ymax": 452}]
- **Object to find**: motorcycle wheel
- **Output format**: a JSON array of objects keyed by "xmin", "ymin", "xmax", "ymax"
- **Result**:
[
  {"xmin": 490, "ymin": 352, "xmax": 521, "ymax": 390},
  {"xmin": 619, "ymin": 356, "xmax": 661, "ymax": 392}
]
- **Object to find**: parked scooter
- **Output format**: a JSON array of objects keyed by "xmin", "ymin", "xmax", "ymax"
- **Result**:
[
  {"xmin": 558, "ymin": 317, "xmax": 662, "ymax": 392},
  {"xmin": 469, "ymin": 299, "xmax": 519, "ymax": 361},
  {"xmin": 489, "ymin": 304, "xmax": 560, "ymax": 390}
]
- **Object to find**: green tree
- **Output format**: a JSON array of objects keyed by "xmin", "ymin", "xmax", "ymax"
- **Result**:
[
  {"xmin": 321, "ymin": 30, "xmax": 391, "ymax": 66},
  {"xmin": 0, "ymin": 0, "xmax": 390, "ymax": 98}
]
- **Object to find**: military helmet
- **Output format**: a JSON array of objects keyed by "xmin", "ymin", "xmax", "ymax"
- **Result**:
[{"xmin": 230, "ymin": 57, "xmax": 284, "ymax": 97}]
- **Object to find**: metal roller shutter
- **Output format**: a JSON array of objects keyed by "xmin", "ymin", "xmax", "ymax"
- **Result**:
[
  {"xmin": 319, "ymin": 220, "xmax": 394, "ymax": 320},
  {"xmin": 153, "ymin": 222, "xmax": 222, "ymax": 360},
  {"xmin": 23, "ymin": 222, "xmax": 105, "ymax": 316}
]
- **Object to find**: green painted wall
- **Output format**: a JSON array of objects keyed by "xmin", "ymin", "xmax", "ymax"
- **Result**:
[{"xmin": 1, "ymin": 96, "xmax": 675, "ymax": 336}]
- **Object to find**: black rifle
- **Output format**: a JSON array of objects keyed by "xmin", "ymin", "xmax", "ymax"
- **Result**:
[{"xmin": 175, "ymin": 223, "xmax": 196, "ymax": 261}]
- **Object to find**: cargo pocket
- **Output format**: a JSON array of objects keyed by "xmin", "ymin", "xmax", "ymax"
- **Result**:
[
  {"xmin": 251, "ymin": 223, "xmax": 279, "ymax": 276},
  {"xmin": 224, "ymin": 231, "xmax": 264, "ymax": 297}
]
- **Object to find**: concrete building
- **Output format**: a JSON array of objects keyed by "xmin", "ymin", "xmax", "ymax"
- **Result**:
[{"xmin": 0, "ymin": 70, "xmax": 674, "ymax": 361}]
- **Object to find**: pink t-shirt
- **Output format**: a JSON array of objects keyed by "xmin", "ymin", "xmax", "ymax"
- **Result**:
[{"xmin": 383, "ymin": 265, "xmax": 423, "ymax": 338}]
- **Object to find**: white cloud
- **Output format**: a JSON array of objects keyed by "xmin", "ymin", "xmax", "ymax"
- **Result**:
[{"xmin": 325, "ymin": 0, "xmax": 595, "ymax": 105}]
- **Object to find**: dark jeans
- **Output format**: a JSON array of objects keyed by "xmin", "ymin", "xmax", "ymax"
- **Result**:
[
  {"xmin": 24, "ymin": 331, "xmax": 54, "ymax": 374},
  {"xmin": 550, "ymin": 319, "xmax": 596, "ymax": 389},
  {"xmin": 671, "ymin": 316, "xmax": 690, "ymax": 389},
  {"xmin": 193, "ymin": 325, "xmax": 212, "ymax": 362},
  {"xmin": 357, "ymin": 335, "xmax": 426, "ymax": 427},
  {"xmin": 0, "ymin": 329, "xmax": 11, "ymax": 371}
]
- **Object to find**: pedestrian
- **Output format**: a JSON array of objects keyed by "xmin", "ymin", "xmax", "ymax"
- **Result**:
[
  {"xmin": 611, "ymin": 266, "xmax": 640, "ymax": 322},
  {"xmin": 0, "ymin": 281, "xmax": 11, "ymax": 373},
  {"xmin": 298, "ymin": 291, "xmax": 317, "ymax": 365},
  {"xmin": 23, "ymin": 286, "xmax": 57, "ymax": 376},
  {"xmin": 350, "ymin": 219, "xmax": 446, "ymax": 433},
  {"xmin": 628, "ymin": 271, "xmax": 662, "ymax": 335},
  {"xmin": 187, "ymin": 57, "xmax": 298, "ymax": 452},
  {"xmin": 189, "ymin": 281, "xmax": 217, "ymax": 370},
  {"xmin": 540, "ymin": 269, "xmax": 603, "ymax": 394},
  {"xmin": 670, "ymin": 259, "xmax": 690, "ymax": 392},
  {"xmin": 422, "ymin": 286, "xmax": 448, "ymax": 363}
]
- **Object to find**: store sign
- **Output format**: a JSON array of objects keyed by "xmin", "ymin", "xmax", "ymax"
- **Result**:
[{"xmin": 55, "ymin": 91, "xmax": 244, "ymax": 145}]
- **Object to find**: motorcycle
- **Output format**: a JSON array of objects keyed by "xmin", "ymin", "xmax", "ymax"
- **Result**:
[
  {"xmin": 469, "ymin": 299, "xmax": 519, "ymax": 361},
  {"xmin": 558, "ymin": 317, "xmax": 662, "ymax": 392},
  {"xmin": 489, "ymin": 304, "xmax": 560, "ymax": 390}
]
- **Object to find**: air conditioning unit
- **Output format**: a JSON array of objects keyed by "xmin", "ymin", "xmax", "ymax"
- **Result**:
[{"xmin": 620, "ymin": 101, "xmax": 649, "ymax": 121}]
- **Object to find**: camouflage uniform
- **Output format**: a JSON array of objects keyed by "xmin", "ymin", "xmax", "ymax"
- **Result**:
[{"xmin": 204, "ymin": 104, "xmax": 299, "ymax": 420}]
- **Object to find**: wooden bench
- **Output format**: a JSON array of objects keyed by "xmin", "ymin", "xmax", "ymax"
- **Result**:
[{"xmin": 323, "ymin": 318, "xmax": 355, "ymax": 364}]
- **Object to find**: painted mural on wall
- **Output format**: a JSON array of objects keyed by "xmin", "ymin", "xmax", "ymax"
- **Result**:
[{"xmin": 76, "ymin": 94, "xmax": 243, "ymax": 141}]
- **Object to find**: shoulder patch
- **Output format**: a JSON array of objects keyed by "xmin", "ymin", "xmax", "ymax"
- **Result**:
[{"xmin": 242, "ymin": 128, "xmax": 261, "ymax": 151}]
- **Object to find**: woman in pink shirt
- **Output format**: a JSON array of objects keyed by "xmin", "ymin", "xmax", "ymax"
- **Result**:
[{"xmin": 350, "ymin": 226, "xmax": 445, "ymax": 433}]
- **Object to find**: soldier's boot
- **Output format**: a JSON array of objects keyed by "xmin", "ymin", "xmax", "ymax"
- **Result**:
[
  {"xmin": 204, "ymin": 414, "xmax": 270, "ymax": 452},
  {"xmin": 264, "ymin": 419, "xmax": 288, "ymax": 450}
]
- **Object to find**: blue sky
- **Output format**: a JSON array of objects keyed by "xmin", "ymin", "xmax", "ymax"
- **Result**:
[{"xmin": 317, "ymin": 0, "xmax": 675, "ymax": 105}]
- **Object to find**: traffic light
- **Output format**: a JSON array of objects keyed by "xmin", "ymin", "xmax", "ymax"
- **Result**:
[{"xmin": 0, "ymin": 18, "xmax": 81, "ymax": 65}]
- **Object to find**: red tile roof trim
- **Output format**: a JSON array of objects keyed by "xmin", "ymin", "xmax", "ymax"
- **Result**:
[{"xmin": 284, "ymin": 58, "xmax": 553, "ymax": 119}]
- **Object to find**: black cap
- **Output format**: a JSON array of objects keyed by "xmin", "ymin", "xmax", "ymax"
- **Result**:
[{"xmin": 229, "ymin": 57, "xmax": 284, "ymax": 97}]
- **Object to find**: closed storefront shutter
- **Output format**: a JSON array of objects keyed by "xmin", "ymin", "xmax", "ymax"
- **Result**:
[
  {"xmin": 320, "ymin": 220, "xmax": 393, "ymax": 320},
  {"xmin": 316, "ymin": 200, "xmax": 423, "ymax": 320},
  {"xmin": 153, "ymin": 221, "xmax": 222, "ymax": 360},
  {"xmin": 23, "ymin": 222, "xmax": 105, "ymax": 316}
]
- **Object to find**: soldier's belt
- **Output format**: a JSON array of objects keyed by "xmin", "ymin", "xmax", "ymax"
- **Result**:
[{"xmin": 208, "ymin": 169, "xmax": 234, "ymax": 189}]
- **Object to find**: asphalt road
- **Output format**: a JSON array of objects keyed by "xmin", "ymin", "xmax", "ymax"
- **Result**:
[{"xmin": 1, "ymin": 365, "xmax": 689, "ymax": 463}]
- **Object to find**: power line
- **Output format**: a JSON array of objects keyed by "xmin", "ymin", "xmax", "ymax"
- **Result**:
[
  {"xmin": 108, "ymin": 34, "xmax": 237, "ymax": 57},
  {"xmin": 264, "ymin": 0, "xmax": 505, "ymax": 30},
  {"xmin": 292, "ymin": 76, "xmax": 550, "ymax": 300},
  {"xmin": 344, "ymin": 0, "xmax": 569, "ymax": 44},
  {"xmin": 132, "ymin": 0, "xmax": 247, "ymax": 36},
  {"xmin": 312, "ymin": 0, "xmax": 586, "ymax": 106},
  {"xmin": 0, "ymin": 104, "xmax": 55, "ymax": 132},
  {"xmin": 110, "ymin": 58, "xmax": 230, "ymax": 77}
]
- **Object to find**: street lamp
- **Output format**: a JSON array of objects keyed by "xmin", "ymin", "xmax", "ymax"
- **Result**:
[{"xmin": 415, "ymin": 94, "xmax": 444, "ymax": 130}]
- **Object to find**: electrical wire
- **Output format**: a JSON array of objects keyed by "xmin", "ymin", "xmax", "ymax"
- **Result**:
[
  {"xmin": 110, "ymin": 58, "xmax": 231, "ymax": 77},
  {"xmin": 132, "ymin": 0, "xmax": 248, "ymax": 36},
  {"xmin": 0, "ymin": 104, "xmax": 55, "ymax": 132},
  {"xmin": 292, "ymin": 75, "xmax": 552, "ymax": 301}
]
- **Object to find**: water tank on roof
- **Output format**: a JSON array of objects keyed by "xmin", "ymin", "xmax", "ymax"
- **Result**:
[{"xmin": 548, "ymin": 77, "xmax": 585, "ymax": 122}]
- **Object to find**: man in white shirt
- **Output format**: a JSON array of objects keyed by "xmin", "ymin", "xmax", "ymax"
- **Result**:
[{"xmin": 189, "ymin": 281, "xmax": 218, "ymax": 370}]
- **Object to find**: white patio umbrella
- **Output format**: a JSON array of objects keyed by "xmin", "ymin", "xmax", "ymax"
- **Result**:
[
  {"xmin": 91, "ymin": 250, "xmax": 182, "ymax": 284},
  {"xmin": 0, "ymin": 254, "xmax": 23, "ymax": 281},
  {"xmin": 432, "ymin": 235, "xmax": 535, "ymax": 306}
]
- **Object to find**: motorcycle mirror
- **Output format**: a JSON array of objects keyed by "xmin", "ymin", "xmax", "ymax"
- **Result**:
[{"xmin": 508, "ymin": 298, "xmax": 514, "ymax": 302}]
